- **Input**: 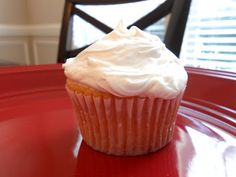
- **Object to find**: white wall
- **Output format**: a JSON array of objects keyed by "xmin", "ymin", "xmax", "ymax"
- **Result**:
[{"xmin": 0, "ymin": 0, "xmax": 64, "ymax": 65}]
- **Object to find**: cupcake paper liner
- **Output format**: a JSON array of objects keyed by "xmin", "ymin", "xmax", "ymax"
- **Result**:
[{"xmin": 67, "ymin": 87, "xmax": 183, "ymax": 156}]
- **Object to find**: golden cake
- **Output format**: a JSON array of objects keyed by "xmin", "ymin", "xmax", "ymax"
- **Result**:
[{"xmin": 63, "ymin": 22, "xmax": 188, "ymax": 156}]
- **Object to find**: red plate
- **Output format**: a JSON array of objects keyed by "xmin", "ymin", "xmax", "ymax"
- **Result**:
[{"xmin": 0, "ymin": 64, "xmax": 235, "ymax": 177}]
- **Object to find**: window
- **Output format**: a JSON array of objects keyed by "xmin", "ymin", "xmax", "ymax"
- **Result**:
[
  {"xmin": 68, "ymin": 0, "xmax": 236, "ymax": 73},
  {"xmin": 180, "ymin": 0, "xmax": 236, "ymax": 72}
]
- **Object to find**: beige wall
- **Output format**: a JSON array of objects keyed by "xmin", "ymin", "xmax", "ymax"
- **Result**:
[
  {"xmin": 0, "ymin": 0, "xmax": 64, "ymax": 65},
  {"xmin": 0, "ymin": 0, "xmax": 28, "ymax": 24},
  {"xmin": 27, "ymin": 0, "xmax": 64, "ymax": 24},
  {"xmin": 0, "ymin": 0, "xmax": 64, "ymax": 25}
]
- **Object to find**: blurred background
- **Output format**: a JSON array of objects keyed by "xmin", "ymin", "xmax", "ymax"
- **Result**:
[
  {"xmin": 0, "ymin": 0, "xmax": 64, "ymax": 65},
  {"xmin": 0, "ymin": 0, "xmax": 235, "ymax": 72}
]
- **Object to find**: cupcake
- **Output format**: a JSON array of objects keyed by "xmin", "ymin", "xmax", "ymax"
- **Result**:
[{"xmin": 63, "ymin": 22, "xmax": 188, "ymax": 156}]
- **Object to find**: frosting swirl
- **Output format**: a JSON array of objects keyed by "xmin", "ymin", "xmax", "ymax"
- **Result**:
[{"xmin": 63, "ymin": 22, "xmax": 188, "ymax": 99}]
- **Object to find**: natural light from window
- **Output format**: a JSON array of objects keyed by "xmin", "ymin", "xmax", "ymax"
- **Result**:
[
  {"xmin": 71, "ymin": 0, "xmax": 236, "ymax": 73},
  {"xmin": 180, "ymin": 0, "xmax": 236, "ymax": 72}
]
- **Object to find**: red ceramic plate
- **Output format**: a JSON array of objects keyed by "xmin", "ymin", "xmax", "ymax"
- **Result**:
[{"xmin": 0, "ymin": 65, "xmax": 235, "ymax": 177}]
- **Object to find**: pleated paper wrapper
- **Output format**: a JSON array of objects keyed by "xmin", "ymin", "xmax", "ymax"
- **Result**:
[{"xmin": 66, "ymin": 87, "xmax": 183, "ymax": 156}]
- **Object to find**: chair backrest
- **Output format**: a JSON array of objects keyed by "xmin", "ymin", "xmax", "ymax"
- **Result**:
[{"xmin": 57, "ymin": 0, "xmax": 191, "ymax": 63}]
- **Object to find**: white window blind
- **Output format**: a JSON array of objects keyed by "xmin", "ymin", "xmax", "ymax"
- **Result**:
[{"xmin": 180, "ymin": 0, "xmax": 236, "ymax": 72}]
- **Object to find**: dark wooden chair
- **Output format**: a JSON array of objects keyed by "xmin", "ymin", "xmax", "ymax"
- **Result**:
[{"xmin": 57, "ymin": 0, "xmax": 192, "ymax": 63}]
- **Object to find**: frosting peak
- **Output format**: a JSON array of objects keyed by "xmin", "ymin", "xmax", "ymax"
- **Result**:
[{"xmin": 63, "ymin": 23, "xmax": 188, "ymax": 99}]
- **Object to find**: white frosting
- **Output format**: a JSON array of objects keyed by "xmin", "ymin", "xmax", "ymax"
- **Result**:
[{"xmin": 63, "ymin": 22, "xmax": 188, "ymax": 99}]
